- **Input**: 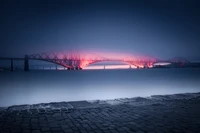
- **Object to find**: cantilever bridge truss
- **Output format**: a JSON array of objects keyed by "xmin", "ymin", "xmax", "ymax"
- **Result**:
[
  {"xmin": 27, "ymin": 52, "xmax": 187, "ymax": 69},
  {"xmin": 0, "ymin": 51, "xmax": 189, "ymax": 71}
]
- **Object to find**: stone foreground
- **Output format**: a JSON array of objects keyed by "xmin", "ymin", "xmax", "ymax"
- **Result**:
[{"xmin": 1, "ymin": 93, "xmax": 200, "ymax": 133}]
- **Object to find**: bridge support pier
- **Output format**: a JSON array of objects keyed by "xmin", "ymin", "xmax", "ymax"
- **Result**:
[
  {"xmin": 10, "ymin": 59, "xmax": 13, "ymax": 71},
  {"xmin": 24, "ymin": 55, "xmax": 29, "ymax": 71},
  {"xmin": 75, "ymin": 67, "xmax": 82, "ymax": 70},
  {"xmin": 67, "ymin": 67, "xmax": 74, "ymax": 70},
  {"xmin": 67, "ymin": 67, "xmax": 82, "ymax": 70}
]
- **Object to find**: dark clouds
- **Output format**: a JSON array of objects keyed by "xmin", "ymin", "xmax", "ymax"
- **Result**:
[{"xmin": 0, "ymin": 0, "xmax": 200, "ymax": 60}]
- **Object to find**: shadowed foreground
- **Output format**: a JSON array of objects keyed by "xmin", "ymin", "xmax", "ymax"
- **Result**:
[{"xmin": 1, "ymin": 93, "xmax": 200, "ymax": 133}]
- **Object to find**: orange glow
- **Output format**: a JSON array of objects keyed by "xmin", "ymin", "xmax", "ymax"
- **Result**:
[
  {"xmin": 29, "ymin": 51, "xmax": 159, "ymax": 69},
  {"xmin": 83, "ymin": 65, "xmax": 139, "ymax": 70}
]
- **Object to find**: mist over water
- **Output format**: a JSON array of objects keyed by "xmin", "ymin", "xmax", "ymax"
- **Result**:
[{"xmin": 0, "ymin": 68, "xmax": 200, "ymax": 107}]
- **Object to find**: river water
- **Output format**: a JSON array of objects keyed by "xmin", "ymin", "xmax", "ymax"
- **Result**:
[{"xmin": 0, "ymin": 68, "xmax": 200, "ymax": 107}]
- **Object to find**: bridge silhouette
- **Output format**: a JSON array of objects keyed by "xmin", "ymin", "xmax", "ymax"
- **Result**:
[{"xmin": 0, "ymin": 52, "xmax": 188, "ymax": 71}]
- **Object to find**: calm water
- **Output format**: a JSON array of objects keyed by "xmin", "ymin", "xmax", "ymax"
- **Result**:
[{"xmin": 0, "ymin": 68, "xmax": 200, "ymax": 107}]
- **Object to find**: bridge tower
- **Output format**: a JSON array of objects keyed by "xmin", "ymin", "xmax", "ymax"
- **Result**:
[
  {"xmin": 24, "ymin": 55, "xmax": 29, "ymax": 71},
  {"xmin": 75, "ymin": 59, "xmax": 81, "ymax": 70}
]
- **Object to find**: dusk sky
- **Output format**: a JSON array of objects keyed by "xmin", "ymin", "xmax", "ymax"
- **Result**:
[{"xmin": 1, "ymin": 0, "xmax": 200, "ymax": 60}]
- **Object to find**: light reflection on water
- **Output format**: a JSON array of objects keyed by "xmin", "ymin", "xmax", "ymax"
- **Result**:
[{"xmin": 0, "ymin": 68, "xmax": 200, "ymax": 107}]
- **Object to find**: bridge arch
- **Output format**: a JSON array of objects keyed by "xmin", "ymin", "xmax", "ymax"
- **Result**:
[
  {"xmin": 27, "ymin": 52, "xmax": 159, "ymax": 70},
  {"xmin": 31, "ymin": 59, "xmax": 71, "ymax": 68},
  {"xmin": 83, "ymin": 60, "xmax": 143, "ymax": 69}
]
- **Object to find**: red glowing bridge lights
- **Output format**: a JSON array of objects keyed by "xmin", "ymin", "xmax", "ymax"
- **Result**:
[{"xmin": 27, "ymin": 51, "xmax": 187, "ymax": 70}]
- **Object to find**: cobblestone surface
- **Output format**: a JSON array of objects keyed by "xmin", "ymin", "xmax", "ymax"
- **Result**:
[{"xmin": 1, "ymin": 93, "xmax": 200, "ymax": 133}]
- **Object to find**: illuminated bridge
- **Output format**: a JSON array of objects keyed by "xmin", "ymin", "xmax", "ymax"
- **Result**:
[{"xmin": 0, "ymin": 51, "xmax": 189, "ymax": 71}]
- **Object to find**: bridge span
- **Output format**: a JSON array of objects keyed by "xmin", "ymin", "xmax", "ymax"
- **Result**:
[{"xmin": 0, "ymin": 52, "xmax": 188, "ymax": 71}]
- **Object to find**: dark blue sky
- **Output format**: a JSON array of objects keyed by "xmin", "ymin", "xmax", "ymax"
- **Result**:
[{"xmin": 1, "ymin": 0, "xmax": 200, "ymax": 60}]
